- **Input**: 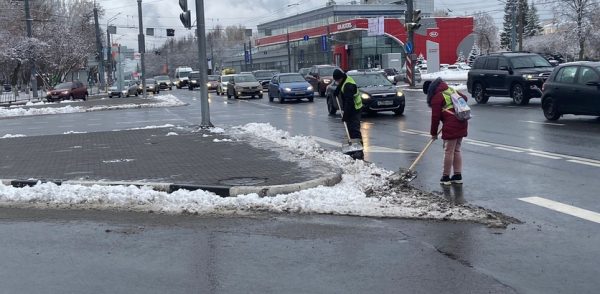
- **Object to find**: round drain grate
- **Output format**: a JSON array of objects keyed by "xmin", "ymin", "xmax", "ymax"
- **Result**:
[{"xmin": 219, "ymin": 177, "xmax": 267, "ymax": 186}]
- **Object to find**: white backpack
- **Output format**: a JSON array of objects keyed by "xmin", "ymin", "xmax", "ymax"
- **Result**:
[{"xmin": 447, "ymin": 90, "xmax": 472, "ymax": 121}]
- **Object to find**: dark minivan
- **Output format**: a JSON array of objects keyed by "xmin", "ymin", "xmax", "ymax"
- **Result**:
[
  {"xmin": 541, "ymin": 61, "xmax": 600, "ymax": 121},
  {"xmin": 467, "ymin": 52, "xmax": 553, "ymax": 105}
]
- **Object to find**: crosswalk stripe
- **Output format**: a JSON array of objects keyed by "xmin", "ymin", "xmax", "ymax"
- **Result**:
[
  {"xmin": 519, "ymin": 197, "xmax": 600, "ymax": 224},
  {"xmin": 311, "ymin": 136, "xmax": 417, "ymax": 154}
]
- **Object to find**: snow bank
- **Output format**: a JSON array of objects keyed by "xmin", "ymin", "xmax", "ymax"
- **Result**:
[
  {"xmin": 0, "ymin": 94, "xmax": 185, "ymax": 119},
  {"xmin": 0, "ymin": 123, "xmax": 512, "ymax": 225},
  {"xmin": 1, "ymin": 134, "xmax": 26, "ymax": 138},
  {"xmin": 421, "ymin": 70, "xmax": 468, "ymax": 81}
]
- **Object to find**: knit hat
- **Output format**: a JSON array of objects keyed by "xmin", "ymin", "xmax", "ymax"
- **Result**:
[{"xmin": 332, "ymin": 69, "xmax": 345, "ymax": 80}]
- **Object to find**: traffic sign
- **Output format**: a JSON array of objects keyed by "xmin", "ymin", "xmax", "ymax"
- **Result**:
[
  {"xmin": 303, "ymin": 35, "xmax": 309, "ymax": 41},
  {"xmin": 321, "ymin": 35, "xmax": 328, "ymax": 52},
  {"xmin": 405, "ymin": 42, "xmax": 413, "ymax": 54}
]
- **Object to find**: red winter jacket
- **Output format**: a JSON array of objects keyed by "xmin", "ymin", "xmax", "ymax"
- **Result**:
[{"xmin": 430, "ymin": 82, "xmax": 469, "ymax": 140}]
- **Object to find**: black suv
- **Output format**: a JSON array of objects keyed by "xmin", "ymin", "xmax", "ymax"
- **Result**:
[{"xmin": 467, "ymin": 52, "xmax": 554, "ymax": 105}]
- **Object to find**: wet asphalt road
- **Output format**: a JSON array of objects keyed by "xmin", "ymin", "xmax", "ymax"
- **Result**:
[{"xmin": 0, "ymin": 89, "xmax": 599, "ymax": 293}]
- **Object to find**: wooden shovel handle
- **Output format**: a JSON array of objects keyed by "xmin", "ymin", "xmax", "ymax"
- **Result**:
[{"xmin": 407, "ymin": 137, "xmax": 436, "ymax": 172}]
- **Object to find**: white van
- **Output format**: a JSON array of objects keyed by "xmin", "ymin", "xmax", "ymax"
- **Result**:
[{"xmin": 174, "ymin": 66, "xmax": 193, "ymax": 89}]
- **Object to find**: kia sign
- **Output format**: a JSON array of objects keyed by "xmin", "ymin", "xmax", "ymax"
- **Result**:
[
  {"xmin": 337, "ymin": 22, "xmax": 353, "ymax": 31},
  {"xmin": 429, "ymin": 31, "xmax": 439, "ymax": 38}
]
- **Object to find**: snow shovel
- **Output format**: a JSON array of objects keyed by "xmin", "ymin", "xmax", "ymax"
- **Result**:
[
  {"xmin": 335, "ymin": 95, "xmax": 364, "ymax": 155},
  {"xmin": 398, "ymin": 134, "xmax": 438, "ymax": 183}
]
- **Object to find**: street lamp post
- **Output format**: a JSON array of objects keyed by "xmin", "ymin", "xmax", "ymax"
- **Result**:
[{"xmin": 106, "ymin": 13, "xmax": 121, "ymax": 86}]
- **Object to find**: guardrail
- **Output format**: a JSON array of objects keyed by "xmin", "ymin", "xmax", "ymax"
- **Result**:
[{"xmin": 0, "ymin": 90, "xmax": 44, "ymax": 105}]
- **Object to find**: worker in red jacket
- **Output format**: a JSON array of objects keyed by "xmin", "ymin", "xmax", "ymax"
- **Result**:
[{"xmin": 426, "ymin": 77, "xmax": 469, "ymax": 185}]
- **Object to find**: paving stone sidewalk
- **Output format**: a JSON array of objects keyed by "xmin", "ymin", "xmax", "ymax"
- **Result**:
[{"xmin": 0, "ymin": 126, "xmax": 338, "ymax": 196}]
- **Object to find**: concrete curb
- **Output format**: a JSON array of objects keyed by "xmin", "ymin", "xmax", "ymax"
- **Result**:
[{"xmin": 0, "ymin": 169, "xmax": 343, "ymax": 197}]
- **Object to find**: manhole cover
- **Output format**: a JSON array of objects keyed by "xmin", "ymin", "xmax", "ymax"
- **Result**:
[{"xmin": 219, "ymin": 177, "xmax": 267, "ymax": 186}]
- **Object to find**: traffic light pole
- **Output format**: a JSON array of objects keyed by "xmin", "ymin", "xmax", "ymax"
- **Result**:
[
  {"xmin": 195, "ymin": 0, "xmax": 213, "ymax": 127},
  {"xmin": 406, "ymin": 0, "xmax": 415, "ymax": 87},
  {"xmin": 24, "ymin": 0, "xmax": 38, "ymax": 98},
  {"xmin": 137, "ymin": 0, "xmax": 147, "ymax": 98},
  {"xmin": 93, "ymin": 6, "xmax": 105, "ymax": 92}
]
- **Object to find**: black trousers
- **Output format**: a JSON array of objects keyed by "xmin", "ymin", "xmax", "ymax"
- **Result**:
[{"xmin": 345, "ymin": 112, "xmax": 362, "ymax": 140}]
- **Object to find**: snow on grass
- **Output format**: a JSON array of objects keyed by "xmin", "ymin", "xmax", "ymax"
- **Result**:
[
  {"xmin": 213, "ymin": 138, "xmax": 233, "ymax": 142},
  {"xmin": 0, "ymin": 94, "xmax": 185, "ymax": 119},
  {"xmin": 63, "ymin": 131, "xmax": 87, "ymax": 134},
  {"xmin": 0, "ymin": 123, "xmax": 513, "ymax": 226},
  {"xmin": 166, "ymin": 132, "xmax": 178, "ymax": 136}
]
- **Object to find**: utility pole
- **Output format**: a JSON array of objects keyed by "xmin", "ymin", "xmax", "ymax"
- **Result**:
[
  {"xmin": 518, "ymin": 0, "xmax": 524, "ymax": 51},
  {"xmin": 137, "ymin": 0, "xmax": 147, "ymax": 98},
  {"xmin": 248, "ymin": 39, "xmax": 253, "ymax": 71},
  {"xmin": 195, "ymin": 0, "xmax": 213, "ymax": 127},
  {"xmin": 510, "ymin": 3, "xmax": 517, "ymax": 52},
  {"xmin": 23, "ymin": 0, "xmax": 37, "ymax": 98},
  {"xmin": 93, "ymin": 4, "xmax": 105, "ymax": 92},
  {"xmin": 244, "ymin": 42, "xmax": 248, "ymax": 71},
  {"xmin": 286, "ymin": 27, "xmax": 291, "ymax": 73},
  {"xmin": 106, "ymin": 28, "xmax": 112, "ymax": 85}
]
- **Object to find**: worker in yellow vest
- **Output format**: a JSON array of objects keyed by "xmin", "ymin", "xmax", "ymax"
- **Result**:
[{"xmin": 333, "ymin": 69, "xmax": 364, "ymax": 160}]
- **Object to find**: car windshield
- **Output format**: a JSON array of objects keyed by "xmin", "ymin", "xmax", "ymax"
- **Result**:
[
  {"xmin": 55, "ymin": 82, "xmax": 73, "ymax": 89},
  {"xmin": 208, "ymin": 75, "xmax": 219, "ymax": 81},
  {"xmin": 178, "ymin": 71, "xmax": 191, "ymax": 77},
  {"xmin": 155, "ymin": 76, "xmax": 169, "ymax": 80},
  {"xmin": 234, "ymin": 75, "xmax": 257, "ymax": 82},
  {"xmin": 318, "ymin": 67, "xmax": 337, "ymax": 76},
  {"xmin": 145, "ymin": 79, "xmax": 155, "ymax": 84},
  {"xmin": 279, "ymin": 74, "xmax": 306, "ymax": 83},
  {"xmin": 511, "ymin": 55, "xmax": 552, "ymax": 69},
  {"xmin": 254, "ymin": 71, "xmax": 276, "ymax": 79},
  {"xmin": 350, "ymin": 74, "xmax": 393, "ymax": 87},
  {"xmin": 189, "ymin": 73, "xmax": 200, "ymax": 79}
]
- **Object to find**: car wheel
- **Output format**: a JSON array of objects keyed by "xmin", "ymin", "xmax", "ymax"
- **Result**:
[
  {"xmin": 472, "ymin": 83, "xmax": 489, "ymax": 104},
  {"xmin": 169, "ymin": 87, "xmax": 172, "ymax": 90},
  {"xmin": 319, "ymin": 87, "xmax": 325, "ymax": 97},
  {"xmin": 327, "ymin": 96, "xmax": 337, "ymax": 115},
  {"xmin": 189, "ymin": 87, "xmax": 193, "ymax": 91},
  {"xmin": 393, "ymin": 106, "xmax": 405, "ymax": 116},
  {"xmin": 542, "ymin": 97, "xmax": 561, "ymax": 121},
  {"xmin": 251, "ymin": 95, "xmax": 255, "ymax": 99},
  {"xmin": 234, "ymin": 92, "xmax": 239, "ymax": 99},
  {"xmin": 69, "ymin": 94, "xmax": 74, "ymax": 100},
  {"xmin": 108, "ymin": 95, "xmax": 112, "ymax": 99},
  {"xmin": 511, "ymin": 84, "xmax": 529, "ymax": 105},
  {"xmin": 135, "ymin": 91, "xmax": 138, "ymax": 97},
  {"xmin": 118, "ymin": 93, "xmax": 122, "ymax": 98},
  {"xmin": 308, "ymin": 97, "xmax": 314, "ymax": 102}
]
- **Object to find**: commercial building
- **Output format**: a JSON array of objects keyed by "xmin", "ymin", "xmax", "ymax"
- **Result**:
[{"xmin": 223, "ymin": 2, "xmax": 474, "ymax": 73}]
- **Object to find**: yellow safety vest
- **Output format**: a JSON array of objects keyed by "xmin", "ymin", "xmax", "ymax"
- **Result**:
[
  {"xmin": 341, "ymin": 76, "xmax": 363, "ymax": 110},
  {"xmin": 442, "ymin": 87, "xmax": 457, "ymax": 110}
]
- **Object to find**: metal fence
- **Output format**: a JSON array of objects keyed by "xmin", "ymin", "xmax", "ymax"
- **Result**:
[{"xmin": 1, "ymin": 86, "xmax": 105, "ymax": 105}]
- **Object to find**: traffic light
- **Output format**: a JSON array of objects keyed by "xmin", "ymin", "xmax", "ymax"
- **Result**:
[
  {"xmin": 179, "ymin": 0, "xmax": 191, "ymax": 29},
  {"xmin": 166, "ymin": 29, "xmax": 175, "ymax": 36},
  {"xmin": 411, "ymin": 9, "xmax": 422, "ymax": 31}
]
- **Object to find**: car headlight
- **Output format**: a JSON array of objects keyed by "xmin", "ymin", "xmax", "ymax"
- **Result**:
[
  {"xmin": 361, "ymin": 93, "xmax": 370, "ymax": 99},
  {"xmin": 46, "ymin": 91, "xmax": 51, "ymax": 95},
  {"xmin": 396, "ymin": 90, "xmax": 404, "ymax": 97},
  {"xmin": 206, "ymin": 82, "xmax": 211, "ymax": 87},
  {"xmin": 149, "ymin": 86, "xmax": 154, "ymax": 89},
  {"xmin": 284, "ymin": 87, "xmax": 292, "ymax": 92},
  {"xmin": 175, "ymin": 81, "xmax": 180, "ymax": 85},
  {"xmin": 61, "ymin": 90, "xmax": 69, "ymax": 95},
  {"xmin": 307, "ymin": 86, "xmax": 313, "ymax": 91},
  {"xmin": 522, "ymin": 74, "xmax": 535, "ymax": 80},
  {"xmin": 323, "ymin": 79, "xmax": 331, "ymax": 84},
  {"xmin": 122, "ymin": 90, "xmax": 127, "ymax": 94}
]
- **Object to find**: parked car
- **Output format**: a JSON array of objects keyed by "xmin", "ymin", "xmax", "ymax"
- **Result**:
[
  {"xmin": 541, "ymin": 61, "xmax": 600, "ymax": 121},
  {"xmin": 325, "ymin": 72, "xmax": 405, "ymax": 116},
  {"xmin": 383, "ymin": 68, "xmax": 399, "ymax": 84},
  {"xmin": 467, "ymin": 52, "xmax": 553, "ymax": 105},
  {"xmin": 154, "ymin": 75, "xmax": 172, "ymax": 90},
  {"xmin": 394, "ymin": 67, "xmax": 422, "ymax": 84},
  {"xmin": 216, "ymin": 74, "xmax": 234, "ymax": 96},
  {"xmin": 46, "ymin": 81, "xmax": 88, "ymax": 102},
  {"xmin": 267, "ymin": 73, "xmax": 314, "ymax": 103},
  {"xmin": 226, "ymin": 74, "xmax": 263, "ymax": 99},
  {"xmin": 188, "ymin": 71, "xmax": 200, "ymax": 90},
  {"xmin": 140, "ymin": 79, "xmax": 160, "ymax": 94},
  {"xmin": 109, "ymin": 80, "xmax": 138, "ymax": 98},
  {"xmin": 298, "ymin": 67, "xmax": 311, "ymax": 78},
  {"xmin": 304, "ymin": 65, "xmax": 341, "ymax": 97},
  {"xmin": 207, "ymin": 75, "xmax": 220, "ymax": 91},
  {"xmin": 252, "ymin": 70, "xmax": 279, "ymax": 88}
]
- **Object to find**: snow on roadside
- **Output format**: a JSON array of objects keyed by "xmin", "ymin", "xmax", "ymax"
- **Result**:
[
  {"xmin": 0, "ymin": 94, "xmax": 185, "ymax": 119},
  {"xmin": 0, "ymin": 123, "xmax": 513, "ymax": 226},
  {"xmin": 1, "ymin": 134, "xmax": 26, "ymax": 138},
  {"xmin": 421, "ymin": 70, "xmax": 468, "ymax": 81}
]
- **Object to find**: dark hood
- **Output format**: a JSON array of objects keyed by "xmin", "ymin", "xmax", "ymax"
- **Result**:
[{"xmin": 426, "ymin": 77, "xmax": 448, "ymax": 107}]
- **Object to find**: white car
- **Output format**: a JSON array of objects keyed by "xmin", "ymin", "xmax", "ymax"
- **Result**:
[{"xmin": 216, "ymin": 74, "xmax": 234, "ymax": 96}]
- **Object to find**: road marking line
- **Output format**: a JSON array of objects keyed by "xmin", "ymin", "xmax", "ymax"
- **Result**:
[
  {"xmin": 567, "ymin": 160, "xmax": 600, "ymax": 168},
  {"xmin": 494, "ymin": 147, "xmax": 524, "ymax": 153},
  {"xmin": 519, "ymin": 197, "xmax": 600, "ymax": 224},
  {"xmin": 401, "ymin": 130, "xmax": 419, "ymax": 135},
  {"xmin": 311, "ymin": 136, "xmax": 417, "ymax": 154},
  {"xmin": 405, "ymin": 128, "xmax": 600, "ymax": 165},
  {"xmin": 528, "ymin": 153, "xmax": 561, "ymax": 160},
  {"xmin": 465, "ymin": 141, "xmax": 491, "ymax": 147},
  {"xmin": 521, "ymin": 120, "xmax": 565, "ymax": 126}
]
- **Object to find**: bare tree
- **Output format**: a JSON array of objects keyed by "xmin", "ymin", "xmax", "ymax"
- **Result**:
[{"xmin": 473, "ymin": 12, "xmax": 499, "ymax": 54}]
